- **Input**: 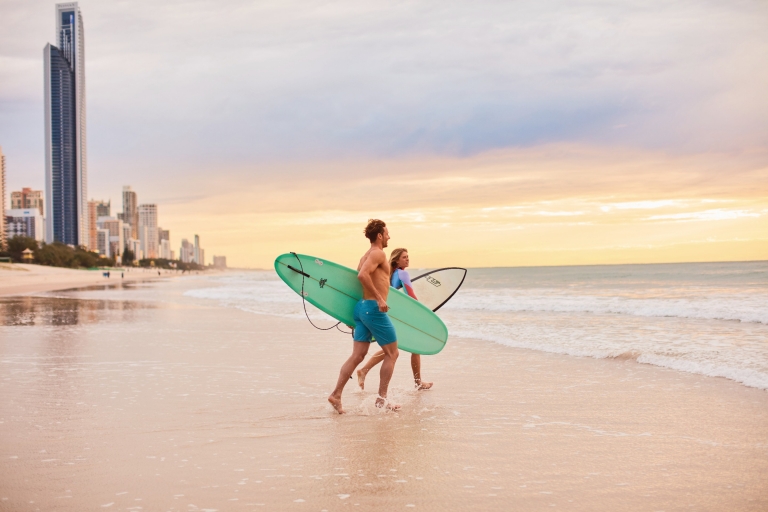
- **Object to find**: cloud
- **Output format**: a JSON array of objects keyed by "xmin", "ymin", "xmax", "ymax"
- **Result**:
[{"xmin": 2, "ymin": 0, "xmax": 767, "ymax": 176}]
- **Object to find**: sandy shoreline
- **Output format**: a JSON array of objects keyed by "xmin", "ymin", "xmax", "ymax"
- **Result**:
[
  {"xmin": 0, "ymin": 278, "xmax": 766, "ymax": 511},
  {"xmin": 0, "ymin": 263, "xmax": 194, "ymax": 297}
]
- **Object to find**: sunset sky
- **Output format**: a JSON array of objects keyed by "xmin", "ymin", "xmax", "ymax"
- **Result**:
[{"xmin": 2, "ymin": 0, "xmax": 766, "ymax": 268}]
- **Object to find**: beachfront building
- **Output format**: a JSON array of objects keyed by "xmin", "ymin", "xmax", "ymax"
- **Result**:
[
  {"xmin": 157, "ymin": 228, "xmax": 172, "ymax": 259},
  {"xmin": 180, "ymin": 238, "xmax": 195, "ymax": 263},
  {"xmin": 44, "ymin": 2, "xmax": 89, "ymax": 248},
  {"xmin": 129, "ymin": 239, "xmax": 142, "ymax": 261},
  {"xmin": 10, "ymin": 188, "xmax": 45, "ymax": 216},
  {"xmin": 86, "ymin": 199, "xmax": 109, "ymax": 252},
  {"xmin": 193, "ymin": 234, "xmax": 205, "ymax": 265},
  {"xmin": 96, "ymin": 200, "xmax": 110, "ymax": 218},
  {"xmin": 96, "ymin": 228, "xmax": 109, "ymax": 258},
  {"xmin": 213, "ymin": 256, "xmax": 227, "ymax": 269},
  {"xmin": 5, "ymin": 209, "xmax": 45, "ymax": 243},
  {"xmin": 138, "ymin": 204, "xmax": 158, "ymax": 259},
  {"xmin": 160, "ymin": 239, "xmax": 171, "ymax": 260},
  {"xmin": 121, "ymin": 224, "xmax": 132, "ymax": 250},
  {"xmin": 0, "ymin": 147, "xmax": 6, "ymax": 250},
  {"xmin": 97, "ymin": 216, "xmax": 124, "ymax": 264},
  {"xmin": 122, "ymin": 186, "xmax": 138, "ymax": 239}
]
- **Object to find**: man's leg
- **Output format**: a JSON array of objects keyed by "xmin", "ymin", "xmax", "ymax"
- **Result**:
[
  {"xmin": 375, "ymin": 342, "xmax": 400, "ymax": 410},
  {"xmin": 328, "ymin": 341, "xmax": 371, "ymax": 414},
  {"xmin": 411, "ymin": 353, "xmax": 433, "ymax": 390},
  {"xmin": 356, "ymin": 350, "xmax": 385, "ymax": 389}
]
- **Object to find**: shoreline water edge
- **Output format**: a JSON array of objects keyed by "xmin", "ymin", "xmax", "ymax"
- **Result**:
[{"xmin": 185, "ymin": 260, "xmax": 768, "ymax": 391}]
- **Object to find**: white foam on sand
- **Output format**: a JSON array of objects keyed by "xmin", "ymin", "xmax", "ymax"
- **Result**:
[{"xmin": 185, "ymin": 270, "xmax": 768, "ymax": 391}]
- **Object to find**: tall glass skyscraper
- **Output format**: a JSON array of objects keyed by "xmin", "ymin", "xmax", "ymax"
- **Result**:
[{"xmin": 44, "ymin": 3, "xmax": 88, "ymax": 247}]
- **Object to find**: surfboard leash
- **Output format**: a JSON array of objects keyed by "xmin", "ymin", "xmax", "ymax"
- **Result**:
[{"xmin": 290, "ymin": 252, "xmax": 352, "ymax": 334}]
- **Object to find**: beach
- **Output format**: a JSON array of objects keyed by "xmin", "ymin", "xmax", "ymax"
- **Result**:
[
  {"xmin": 0, "ymin": 263, "xmax": 182, "ymax": 297},
  {"xmin": 1, "ymin": 271, "xmax": 767, "ymax": 511}
]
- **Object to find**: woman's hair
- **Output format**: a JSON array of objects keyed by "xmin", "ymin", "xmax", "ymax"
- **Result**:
[
  {"xmin": 389, "ymin": 248, "xmax": 408, "ymax": 276},
  {"xmin": 363, "ymin": 219, "xmax": 386, "ymax": 242}
]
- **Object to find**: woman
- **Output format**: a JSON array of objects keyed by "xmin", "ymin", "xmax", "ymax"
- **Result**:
[{"xmin": 356, "ymin": 248, "xmax": 433, "ymax": 391}]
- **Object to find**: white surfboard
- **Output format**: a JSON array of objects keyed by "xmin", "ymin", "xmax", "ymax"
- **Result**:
[{"xmin": 409, "ymin": 267, "xmax": 467, "ymax": 312}]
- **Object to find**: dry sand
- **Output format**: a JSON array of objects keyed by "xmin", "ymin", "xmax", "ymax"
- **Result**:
[
  {"xmin": 0, "ymin": 263, "xmax": 181, "ymax": 297},
  {"xmin": 0, "ymin": 281, "xmax": 766, "ymax": 511}
]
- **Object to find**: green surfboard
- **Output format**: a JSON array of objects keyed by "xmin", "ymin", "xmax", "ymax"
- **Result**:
[{"xmin": 274, "ymin": 253, "xmax": 448, "ymax": 355}]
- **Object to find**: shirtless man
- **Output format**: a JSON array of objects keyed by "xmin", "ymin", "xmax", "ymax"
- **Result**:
[{"xmin": 327, "ymin": 219, "xmax": 400, "ymax": 414}]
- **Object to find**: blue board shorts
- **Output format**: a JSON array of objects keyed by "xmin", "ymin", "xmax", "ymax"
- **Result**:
[{"xmin": 353, "ymin": 300, "xmax": 397, "ymax": 346}]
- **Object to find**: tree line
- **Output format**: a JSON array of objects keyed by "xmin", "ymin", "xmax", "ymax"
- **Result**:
[{"xmin": 1, "ymin": 236, "xmax": 205, "ymax": 271}]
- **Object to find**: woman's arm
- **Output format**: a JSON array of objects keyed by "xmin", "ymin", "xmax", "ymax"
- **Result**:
[{"xmin": 399, "ymin": 269, "xmax": 418, "ymax": 300}]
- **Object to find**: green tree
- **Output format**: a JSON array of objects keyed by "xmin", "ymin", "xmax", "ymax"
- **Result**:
[
  {"xmin": 122, "ymin": 246, "xmax": 135, "ymax": 266},
  {"xmin": 7, "ymin": 236, "xmax": 39, "ymax": 263}
]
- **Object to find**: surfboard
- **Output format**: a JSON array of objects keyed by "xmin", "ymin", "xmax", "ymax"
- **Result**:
[
  {"xmin": 409, "ymin": 267, "xmax": 467, "ymax": 312},
  {"xmin": 274, "ymin": 253, "xmax": 449, "ymax": 355}
]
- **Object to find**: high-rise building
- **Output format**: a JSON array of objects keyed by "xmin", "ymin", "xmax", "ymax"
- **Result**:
[
  {"xmin": 158, "ymin": 228, "xmax": 171, "ymax": 259},
  {"xmin": 121, "ymin": 223, "xmax": 131, "ymax": 249},
  {"xmin": 138, "ymin": 204, "xmax": 158, "ymax": 259},
  {"xmin": 213, "ymin": 256, "xmax": 227, "ymax": 269},
  {"xmin": 96, "ymin": 228, "xmax": 110, "ymax": 258},
  {"xmin": 180, "ymin": 238, "xmax": 195, "ymax": 263},
  {"xmin": 96, "ymin": 199, "xmax": 110, "ymax": 218},
  {"xmin": 122, "ymin": 186, "xmax": 138, "ymax": 239},
  {"xmin": 44, "ymin": 3, "xmax": 88, "ymax": 247},
  {"xmin": 130, "ymin": 239, "xmax": 142, "ymax": 261},
  {"xmin": 0, "ymin": 147, "xmax": 6, "ymax": 251},
  {"xmin": 97, "ymin": 216, "xmax": 124, "ymax": 263},
  {"xmin": 10, "ymin": 188, "xmax": 45, "ymax": 216},
  {"xmin": 5, "ymin": 209, "xmax": 45, "ymax": 242},
  {"xmin": 193, "ymin": 234, "xmax": 205, "ymax": 265}
]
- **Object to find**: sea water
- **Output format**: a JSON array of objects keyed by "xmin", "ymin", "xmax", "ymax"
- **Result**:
[{"xmin": 185, "ymin": 261, "xmax": 768, "ymax": 390}]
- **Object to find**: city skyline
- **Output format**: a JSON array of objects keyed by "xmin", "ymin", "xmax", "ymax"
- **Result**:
[{"xmin": 1, "ymin": 0, "xmax": 766, "ymax": 268}]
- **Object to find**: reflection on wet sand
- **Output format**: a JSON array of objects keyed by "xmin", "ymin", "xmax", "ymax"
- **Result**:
[
  {"xmin": 0, "ymin": 296, "xmax": 154, "ymax": 326},
  {"xmin": 0, "ymin": 283, "xmax": 767, "ymax": 511}
]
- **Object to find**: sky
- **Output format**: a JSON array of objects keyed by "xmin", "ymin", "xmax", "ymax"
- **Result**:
[{"xmin": 1, "ymin": 0, "xmax": 767, "ymax": 268}]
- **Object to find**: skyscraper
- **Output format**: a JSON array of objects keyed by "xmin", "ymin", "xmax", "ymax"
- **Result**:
[
  {"xmin": 86, "ymin": 199, "xmax": 109, "ymax": 251},
  {"xmin": 95, "ymin": 199, "xmax": 110, "ymax": 218},
  {"xmin": 10, "ymin": 188, "xmax": 45, "ymax": 216},
  {"xmin": 122, "ymin": 186, "xmax": 138, "ymax": 239},
  {"xmin": 0, "ymin": 147, "xmax": 6, "ymax": 251},
  {"xmin": 138, "ymin": 204, "xmax": 158, "ymax": 259},
  {"xmin": 44, "ymin": 3, "xmax": 87, "ymax": 247}
]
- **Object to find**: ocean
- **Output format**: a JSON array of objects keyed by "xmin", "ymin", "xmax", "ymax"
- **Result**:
[{"xmin": 185, "ymin": 260, "xmax": 768, "ymax": 390}]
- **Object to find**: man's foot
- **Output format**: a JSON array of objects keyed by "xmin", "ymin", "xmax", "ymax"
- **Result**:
[
  {"xmin": 416, "ymin": 381, "xmax": 433, "ymax": 390},
  {"xmin": 375, "ymin": 397, "xmax": 401, "ymax": 411},
  {"xmin": 328, "ymin": 395, "xmax": 345, "ymax": 414},
  {"xmin": 356, "ymin": 368, "xmax": 369, "ymax": 390}
]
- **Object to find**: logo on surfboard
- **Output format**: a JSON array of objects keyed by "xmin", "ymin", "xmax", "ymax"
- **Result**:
[
  {"xmin": 319, "ymin": 278, "xmax": 327, "ymax": 288},
  {"xmin": 426, "ymin": 276, "xmax": 441, "ymax": 287}
]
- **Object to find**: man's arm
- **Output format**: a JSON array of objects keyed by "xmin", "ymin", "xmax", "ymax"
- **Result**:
[{"xmin": 358, "ymin": 250, "xmax": 388, "ymax": 311}]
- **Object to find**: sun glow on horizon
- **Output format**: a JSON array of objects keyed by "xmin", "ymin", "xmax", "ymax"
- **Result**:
[{"xmin": 157, "ymin": 145, "xmax": 768, "ymax": 268}]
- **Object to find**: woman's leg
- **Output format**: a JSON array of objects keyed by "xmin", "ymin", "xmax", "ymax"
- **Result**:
[
  {"xmin": 411, "ymin": 353, "xmax": 433, "ymax": 390},
  {"xmin": 356, "ymin": 350, "xmax": 385, "ymax": 389}
]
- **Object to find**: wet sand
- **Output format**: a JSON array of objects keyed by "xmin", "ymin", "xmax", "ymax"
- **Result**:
[
  {"xmin": 0, "ymin": 263, "xmax": 178, "ymax": 297},
  {"xmin": 0, "ymin": 283, "xmax": 767, "ymax": 511}
]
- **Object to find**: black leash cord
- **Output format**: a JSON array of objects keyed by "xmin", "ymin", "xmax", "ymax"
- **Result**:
[{"xmin": 290, "ymin": 252, "xmax": 350, "ymax": 333}]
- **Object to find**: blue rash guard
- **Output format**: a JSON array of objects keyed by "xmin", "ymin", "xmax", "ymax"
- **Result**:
[{"xmin": 391, "ymin": 268, "xmax": 417, "ymax": 300}]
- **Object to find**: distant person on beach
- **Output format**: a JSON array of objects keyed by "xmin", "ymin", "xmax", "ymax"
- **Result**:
[
  {"xmin": 357, "ymin": 248, "xmax": 433, "ymax": 391},
  {"xmin": 328, "ymin": 219, "xmax": 400, "ymax": 414}
]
